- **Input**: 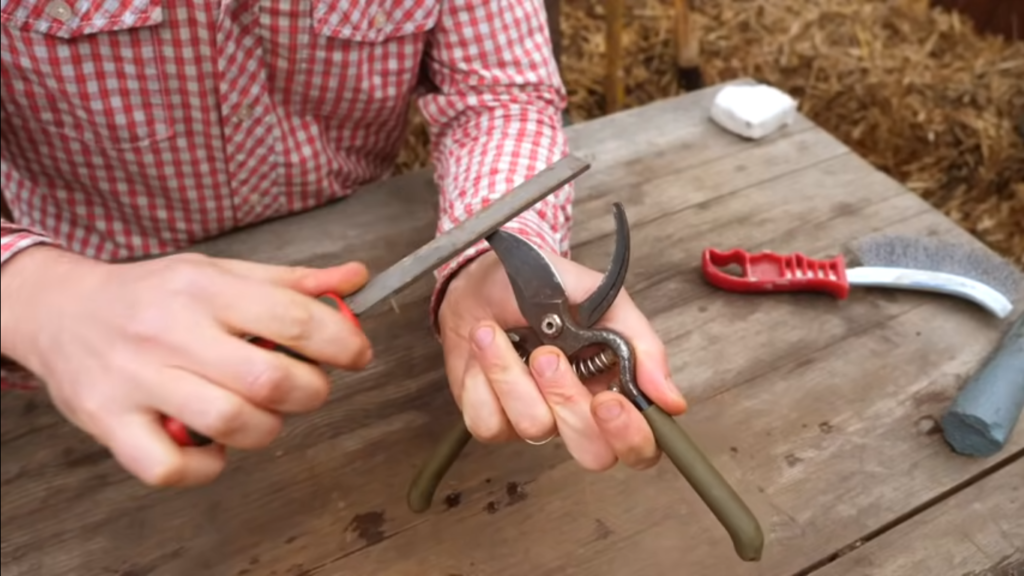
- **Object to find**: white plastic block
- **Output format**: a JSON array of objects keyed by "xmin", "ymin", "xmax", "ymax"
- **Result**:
[{"xmin": 709, "ymin": 83, "xmax": 798, "ymax": 140}]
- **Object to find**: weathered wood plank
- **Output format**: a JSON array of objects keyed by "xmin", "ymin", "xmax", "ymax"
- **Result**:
[
  {"xmin": 2, "ymin": 80, "xmax": 1021, "ymax": 576},
  {"xmin": 318, "ymin": 308, "xmax": 1023, "ymax": 576},
  {"xmin": 0, "ymin": 94, "xmax": 837, "ymax": 576},
  {"xmin": 812, "ymin": 458, "xmax": 1023, "ymax": 576}
]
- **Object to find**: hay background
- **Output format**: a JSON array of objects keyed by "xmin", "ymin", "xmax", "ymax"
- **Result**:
[{"xmin": 395, "ymin": 0, "xmax": 1023, "ymax": 267}]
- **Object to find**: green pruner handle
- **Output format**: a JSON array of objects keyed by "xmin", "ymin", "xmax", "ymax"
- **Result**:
[
  {"xmin": 406, "ymin": 408, "xmax": 765, "ymax": 564},
  {"xmin": 643, "ymin": 405, "xmax": 765, "ymax": 562},
  {"xmin": 407, "ymin": 420, "xmax": 473, "ymax": 513}
]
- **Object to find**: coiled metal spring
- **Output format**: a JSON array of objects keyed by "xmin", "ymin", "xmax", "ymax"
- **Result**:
[
  {"xmin": 513, "ymin": 342, "xmax": 619, "ymax": 381},
  {"xmin": 570, "ymin": 347, "xmax": 618, "ymax": 380}
]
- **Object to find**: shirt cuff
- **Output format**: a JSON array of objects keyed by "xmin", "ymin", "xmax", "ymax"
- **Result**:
[
  {"xmin": 429, "ymin": 209, "xmax": 563, "ymax": 335},
  {"xmin": 1, "ymin": 223, "xmax": 60, "ymax": 267},
  {"xmin": 1, "ymin": 223, "xmax": 58, "ymax": 390}
]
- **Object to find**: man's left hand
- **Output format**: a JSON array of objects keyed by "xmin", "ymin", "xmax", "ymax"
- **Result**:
[{"xmin": 437, "ymin": 250, "xmax": 688, "ymax": 472}]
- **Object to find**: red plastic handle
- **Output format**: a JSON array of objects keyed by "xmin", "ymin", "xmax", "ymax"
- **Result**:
[
  {"xmin": 701, "ymin": 248, "xmax": 850, "ymax": 299},
  {"xmin": 249, "ymin": 293, "xmax": 361, "ymax": 358},
  {"xmin": 162, "ymin": 293, "xmax": 357, "ymax": 448}
]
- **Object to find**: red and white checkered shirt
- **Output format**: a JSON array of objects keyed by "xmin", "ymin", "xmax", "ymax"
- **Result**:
[{"xmin": 1, "ymin": 0, "xmax": 573, "ymax": 389}]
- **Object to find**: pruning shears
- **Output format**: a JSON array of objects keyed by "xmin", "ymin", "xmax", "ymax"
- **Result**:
[{"xmin": 407, "ymin": 203, "xmax": 765, "ymax": 562}]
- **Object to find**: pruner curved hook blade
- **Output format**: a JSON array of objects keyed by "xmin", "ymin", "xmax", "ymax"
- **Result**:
[
  {"xmin": 406, "ymin": 203, "xmax": 765, "ymax": 563},
  {"xmin": 578, "ymin": 202, "xmax": 630, "ymax": 328}
]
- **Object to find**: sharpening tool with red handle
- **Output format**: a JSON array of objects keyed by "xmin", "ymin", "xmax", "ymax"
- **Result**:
[
  {"xmin": 161, "ymin": 154, "xmax": 591, "ymax": 448},
  {"xmin": 160, "ymin": 293, "xmax": 357, "ymax": 447}
]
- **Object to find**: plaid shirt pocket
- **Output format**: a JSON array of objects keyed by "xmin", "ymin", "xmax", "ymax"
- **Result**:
[
  {"xmin": 281, "ymin": 0, "xmax": 440, "ymax": 119},
  {"xmin": 1, "ymin": 0, "xmax": 173, "ymax": 147}
]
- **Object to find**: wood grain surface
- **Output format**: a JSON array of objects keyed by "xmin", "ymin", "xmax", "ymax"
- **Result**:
[
  {"xmin": 2, "ymin": 79, "xmax": 1021, "ymax": 576},
  {"xmin": 814, "ymin": 458, "xmax": 1022, "ymax": 576}
]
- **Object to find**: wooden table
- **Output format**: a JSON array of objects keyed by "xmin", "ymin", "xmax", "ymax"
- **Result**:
[{"xmin": 2, "ymin": 80, "xmax": 1022, "ymax": 576}]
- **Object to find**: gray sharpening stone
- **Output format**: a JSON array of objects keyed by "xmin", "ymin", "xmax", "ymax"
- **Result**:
[{"xmin": 940, "ymin": 314, "xmax": 1024, "ymax": 457}]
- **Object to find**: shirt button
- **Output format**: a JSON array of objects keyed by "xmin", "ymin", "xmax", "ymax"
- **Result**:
[
  {"xmin": 235, "ymin": 105, "xmax": 254, "ymax": 121},
  {"xmin": 46, "ymin": 0, "xmax": 73, "ymax": 22},
  {"xmin": 373, "ymin": 12, "xmax": 387, "ymax": 27}
]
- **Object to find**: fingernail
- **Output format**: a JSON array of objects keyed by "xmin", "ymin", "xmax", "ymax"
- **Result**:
[
  {"xmin": 666, "ymin": 376, "xmax": 684, "ymax": 401},
  {"xmin": 533, "ymin": 353, "xmax": 559, "ymax": 377},
  {"xmin": 665, "ymin": 377, "xmax": 688, "ymax": 412},
  {"xmin": 473, "ymin": 325, "xmax": 494, "ymax": 348},
  {"xmin": 595, "ymin": 400, "xmax": 623, "ymax": 422}
]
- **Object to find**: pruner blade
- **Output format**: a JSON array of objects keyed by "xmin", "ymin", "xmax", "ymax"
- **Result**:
[
  {"xmin": 486, "ymin": 201, "xmax": 631, "ymax": 333},
  {"xmin": 486, "ymin": 228, "xmax": 568, "ymax": 333},
  {"xmin": 577, "ymin": 202, "xmax": 630, "ymax": 328}
]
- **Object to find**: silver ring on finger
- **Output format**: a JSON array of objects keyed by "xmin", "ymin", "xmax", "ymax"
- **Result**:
[{"xmin": 525, "ymin": 434, "xmax": 556, "ymax": 446}]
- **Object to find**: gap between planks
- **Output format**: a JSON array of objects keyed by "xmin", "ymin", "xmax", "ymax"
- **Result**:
[{"xmin": 796, "ymin": 448, "xmax": 1024, "ymax": 576}]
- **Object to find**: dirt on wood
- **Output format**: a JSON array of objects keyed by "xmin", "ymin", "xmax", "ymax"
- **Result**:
[{"xmin": 395, "ymin": 0, "xmax": 1024, "ymax": 268}]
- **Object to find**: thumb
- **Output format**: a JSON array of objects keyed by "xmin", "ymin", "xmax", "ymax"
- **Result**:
[{"xmin": 213, "ymin": 258, "xmax": 370, "ymax": 296}]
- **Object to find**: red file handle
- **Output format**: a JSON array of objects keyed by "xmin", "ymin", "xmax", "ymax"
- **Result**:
[
  {"xmin": 161, "ymin": 293, "xmax": 359, "ymax": 448},
  {"xmin": 701, "ymin": 248, "xmax": 851, "ymax": 299}
]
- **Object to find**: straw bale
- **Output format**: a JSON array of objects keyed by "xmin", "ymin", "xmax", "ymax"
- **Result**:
[{"xmin": 394, "ymin": 0, "xmax": 1023, "ymax": 267}]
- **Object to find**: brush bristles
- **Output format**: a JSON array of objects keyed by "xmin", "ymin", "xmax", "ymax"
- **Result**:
[{"xmin": 849, "ymin": 234, "xmax": 1023, "ymax": 300}]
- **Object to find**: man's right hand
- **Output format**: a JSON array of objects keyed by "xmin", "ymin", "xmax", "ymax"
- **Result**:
[{"xmin": 0, "ymin": 247, "xmax": 373, "ymax": 487}]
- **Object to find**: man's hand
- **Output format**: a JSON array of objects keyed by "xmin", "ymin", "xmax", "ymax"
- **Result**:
[
  {"xmin": 0, "ymin": 247, "xmax": 372, "ymax": 487},
  {"xmin": 437, "ymin": 250, "xmax": 687, "ymax": 472}
]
